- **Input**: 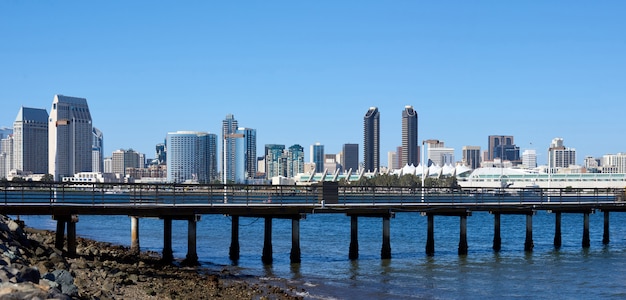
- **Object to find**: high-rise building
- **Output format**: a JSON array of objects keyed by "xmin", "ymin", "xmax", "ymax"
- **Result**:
[
  {"xmin": 265, "ymin": 144, "xmax": 285, "ymax": 179},
  {"xmin": 401, "ymin": 105, "xmax": 418, "ymax": 167},
  {"xmin": 92, "ymin": 127, "xmax": 104, "ymax": 173},
  {"xmin": 462, "ymin": 146, "xmax": 481, "ymax": 169},
  {"xmin": 363, "ymin": 107, "xmax": 380, "ymax": 172},
  {"xmin": 222, "ymin": 114, "xmax": 238, "ymax": 183},
  {"xmin": 488, "ymin": 135, "xmax": 520, "ymax": 163},
  {"xmin": 310, "ymin": 143, "xmax": 324, "ymax": 173},
  {"xmin": 522, "ymin": 149, "xmax": 537, "ymax": 169},
  {"xmin": 286, "ymin": 144, "xmax": 305, "ymax": 178},
  {"xmin": 0, "ymin": 135, "xmax": 13, "ymax": 179},
  {"xmin": 166, "ymin": 131, "xmax": 217, "ymax": 183},
  {"xmin": 388, "ymin": 151, "xmax": 398, "ymax": 170},
  {"xmin": 235, "ymin": 127, "xmax": 257, "ymax": 182},
  {"xmin": 48, "ymin": 95, "xmax": 93, "ymax": 180},
  {"xmin": 548, "ymin": 138, "xmax": 576, "ymax": 169},
  {"xmin": 341, "ymin": 143, "xmax": 359, "ymax": 172},
  {"xmin": 111, "ymin": 149, "xmax": 141, "ymax": 177},
  {"xmin": 155, "ymin": 143, "xmax": 166, "ymax": 165},
  {"xmin": 13, "ymin": 107, "xmax": 48, "ymax": 174},
  {"xmin": 0, "ymin": 127, "xmax": 12, "ymax": 140},
  {"xmin": 426, "ymin": 140, "xmax": 454, "ymax": 166}
]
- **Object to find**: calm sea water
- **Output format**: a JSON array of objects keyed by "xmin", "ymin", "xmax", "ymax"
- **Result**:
[{"xmin": 16, "ymin": 211, "xmax": 626, "ymax": 299}]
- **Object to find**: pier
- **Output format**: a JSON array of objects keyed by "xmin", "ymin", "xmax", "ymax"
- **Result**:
[{"xmin": 1, "ymin": 181, "xmax": 625, "ymax": 264}]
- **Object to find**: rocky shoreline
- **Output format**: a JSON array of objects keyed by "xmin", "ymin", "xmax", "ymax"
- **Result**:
[{"xmin": 0, "ymin": 215, "xmax": 305, "ymax": 299}]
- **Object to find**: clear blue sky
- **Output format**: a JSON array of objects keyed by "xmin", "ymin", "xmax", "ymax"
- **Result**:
[{"xmin": 1, "ymin": 1, "xmax": 625, "ymax": 166}]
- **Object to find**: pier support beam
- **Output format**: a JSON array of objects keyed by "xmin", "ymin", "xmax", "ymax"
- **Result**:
[
  {"xmin": 381, "ymin": 216, "xmax": 391, "ymax": 259},
  {"xmin": 524, "ymin": 214, "xmax": 534, "ymax": 252},
  {"xmin": 492, "ymin": 213, "xmax": 501, "ymax": 252},
  {"xmin": 229, "ymin": 216, "xmax": 240, "ymax": 261},
  {"xmin": 262, "ymin": 217, "xmax": 273, "ymax": 265},
  {"xmin": 554, "ymin": 212, "xmax": 562, "ymax": 248},
  {"xmin": 290, "ymin": 218, "xmax": 301, "ymax": 264},
  {"xmin": 162, "ymin": 217, "xmax": 173, "ymax": 263},
  {"xmin": 349, "ymin": 216, "xmax": 359, "ymax": 260},
  {"xmin": 67, "ymin": 217, "xmax": 77, "ymax": 256},
  {"xmin": 603, "ymin": 211, "xmax": 610, "ymax": 245},
  {"xmin": 426, "ymin": 214, "xmax": 435, "ymax": 256},
  {"xmin": 130, "ymin": 216, "xmax": 140, "ymax": 255},
  {"xmin": 55, "ymin": 219, "xmax": 66, "ymax": 250},
  {"xmin": 582, "ymin": 212, "xmax": 591, "ymax": 248},
  {"xmin": 184, "ymin": 216, "xmax": 199, "ymax": 265},
  {"xmin": 459, "ymin": 215, "xmax": 468, "ymax": 255}
]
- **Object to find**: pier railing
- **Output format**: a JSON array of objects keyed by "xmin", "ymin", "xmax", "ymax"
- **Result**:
[{"xmin": 0, "ymin": 181, "xmax": 622, "ymax": 207}]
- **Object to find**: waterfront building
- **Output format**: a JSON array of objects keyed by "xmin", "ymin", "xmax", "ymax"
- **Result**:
[
  {"xmin": 0, "ymin": 135, "xmax": 13, "ymax": 179},
  {"xmin": 48, "ymin": 95, "xmax": 93, "ymax": 180},
  {"xmin": 601, "ymin": 153, "xmax": 626, "ymax": 174},
  {"xmin": 388, "ymin": 151, "xmax": 399, "ymax": 170},
  {"xmin": 286, "ymin": 144, "xmax": 305, "ymax": 178},
  {"xmin": 155, "ymin": 143, "xmax": 166, "ymax": 165},
  {"xmin": 363, "ymin": 107, "xmax": 380, "ymax": 172},
  {"xmin": 222, "ymin": 114, "xmax": 238, "ymax": 183},
  {"xmin": 342, "ymin": 143, "xmax": 359, "ymax": 172},
  {"xmin": 13, "ymin": 107, "xmax": 48, "ymax": 175},
  {"xmin": 462, "ymin": 146, "xmax": 481, "ymax": 169},
  {"xmin": 111, "ymin": 149, "xmax": 141, "ymax": 177},
  {"xmin": 235, "ymin": 127, "xmax": 257, "ymax": 182},
  {"xmin": 92, "ymin": 127, "xmax": 104, "ymax": 173},
  {"xmin": 310, "ymin": 143, "xmax": 324, "ymax": 173},
  {"xmin": 488, "ymin": 135, "xmax": 520, "ymax": 164},
  {"xmin": 265, "ymin": 144, "xmax": 286, "ymax": 179},
  {"xmin": 166, "ymin": 131, "xmax": 217, "ymax": 183},
  {"xmin": 521, "ymin": 149, "xmax": 537, "ymax": 169},
  {"xmin": 401, "ymin": 105, "xmax": 418, "ymax": 167},
  {"xmin": 548, "ymin": 138, "xmax": 576, "ymax": 170}
]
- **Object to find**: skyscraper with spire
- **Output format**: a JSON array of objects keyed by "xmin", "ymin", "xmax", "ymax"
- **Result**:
[
  {"xmin": 363, "ymin": 107, "xmax": 380, "ymax": 172},
  {"xmin": 48, "ymin": 95, "xmax": 93, "ymax": 180},
  {"xmin": 401, "ymin": 105, "xmax": 418, "ymax": 167}
]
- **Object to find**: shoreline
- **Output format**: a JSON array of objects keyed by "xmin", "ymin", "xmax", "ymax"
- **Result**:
[{"xmin": 0, "ymin": 215, "xmax": 306, "ymax": 299}]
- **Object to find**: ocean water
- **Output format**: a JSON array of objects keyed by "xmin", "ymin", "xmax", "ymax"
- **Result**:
[{"xmin": 16, "ymin": 211, "xmax": 626, "ymax": 299}]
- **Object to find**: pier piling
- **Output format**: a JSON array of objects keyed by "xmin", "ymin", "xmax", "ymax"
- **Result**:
[
  {"xmin": 130, "ymin": 216, "xmax": 140, "ymax": 255},
  {"xmin": 426, "ymin": 214, "xmax": 435, "ymax": 256},
  {"xmin": 162, "ymin": 217, "xmax": 173, "ymax": 263},
  {"xmin": 524, "ymin": 214, "xmax": 534, "ymax": 252},
  {"xmin": 67, "ymin": 217, "xmax": 77, "ymax": 256},
  {"xmin": 603, "ymin": 211, "xmax": 610, "ymax": 245},
  {"xmin": 55, "ymin": 218, "xmax": 65, "ymax": 250},
  {"xmin": 459, "ymin": 215, "xmax": 468, "ymax": 255},
  {"xmin": 583, "ymin": 212, "xmax": 590, "ymax": 248},
  {"xmin": 349, "ymin": 216, "xmax": 359, "ymax": 260},
  {"xmin": 290, "ymin": 217, "xmax": 301, "ymax": 263},
  {"xmin": 381, "ymin": 216, "xmax": 391, "ymax": 259},
  {"xmin": 184, "ymin": 216, "xmax": 199, "ymax": 265},
  {"xmin": 554, "ymin": 212, "xmax": 562, "ymax": 248},
  {"xmin": 229, "ymin": 216, "xmax": 240, "ymax": 261},
  {"xmin": 262, "ymin": 217, "xmax": 273, "ymax": 265},
  {"xmin": 493, "ymin": 213, "xmax": 501, "ymax": 252}
]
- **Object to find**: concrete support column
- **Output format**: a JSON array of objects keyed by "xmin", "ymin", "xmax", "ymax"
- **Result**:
[
  {"xmin": 458, "ymin": 215, "xmax": 468, "ymax": 255},
  {"xmin": 130, "ymin": 216, "xmax": 140, "ymax": 255},
  {"xmin": 162, "ymin": 217, "xmax": 173, "ymax": 263},
  {"xmin": 55, "ymin": 219, "xmax": 66, "ymax": 250},
  {"xmin": 290, "ymin": 218, "xmax": 301, "ymax": 264},
  {"xmin": 262, "ymin": 217, "xmax": 273, "ymax": 265},
  {"xmin": 603, "ymin": 211, "xmax": 610, "ymax": 245},
  {"xmin": 426, "ymin": 214, "xmax": 435, "ymax": 256},
  {"xmin": 554, "ymin": 212, "xmax": 562, "ymax": 248},
  {"xmin": 492, "ymin": 213, "xmax": 501, "ymax": 252},
  {"xmin": 349, "ymin": 216, "xmax": 359, "ymax": 260},
  {"xmin": 582, "ymin": 212, "xmax": 591, "ymax": 248},
  {"xmin": 229, "ymin": 216, "xmax": 240, "ymax": 261},
  {"xmin": 524, "ymin": 214, "xmax": 534, "ymax": 252},
  {"xmin": 381, "ymin": 216, "xmax": 391, "ymax": 259},
  {"xmin": 185, "ymin": 217, "xmax": 199, "ymax": 265},
  {"xmin": 67, "ymin": 217, "xmax": 77, "ymax": 257}
]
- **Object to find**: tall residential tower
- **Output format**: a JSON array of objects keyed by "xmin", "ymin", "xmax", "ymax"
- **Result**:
[
  {"xmin": 401, "ymin": 105, "xmax": 418, "ymax": 167},
  {"xmin": 363, "ymin": 107, "xmax": 379, "ymax": 172}
]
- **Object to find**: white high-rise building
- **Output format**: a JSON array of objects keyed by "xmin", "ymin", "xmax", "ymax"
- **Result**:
[
  {"xmin": 602, "ymin": 153, "xmax": 626, "ymax": 173},
  {"xmin": 522, "ymin": 149, "xmax": 537, "ymax": 169},
  {"xmin": 92, "ymin": 127, "xmax": 104, "ymax": 173},
  {"xmin": 48, "ymin": 95, "xmax": 93, "ymax": 180},
  {"xmin": 0, "ymin": 135, "xmax": 13, "ymax": 179},
  {"xmin": 548, "ymin": 138, "xmax": 576, "ymax": 170},
  {"xmin": 166, "ymin": 131, "xmax": 217, "ymax": 183},
  {"xmin": 13, "ymin": 107, "xmax": 48, "ymax": 175}
]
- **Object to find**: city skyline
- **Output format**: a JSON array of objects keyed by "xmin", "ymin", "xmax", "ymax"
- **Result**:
[{"xmin": 1, "ymin": 2, "xmax": 625, "ymax": 164}]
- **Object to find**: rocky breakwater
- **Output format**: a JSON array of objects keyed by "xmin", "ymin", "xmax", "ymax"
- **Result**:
[{"xmin": 0, "ymin": 215, "xmax": 305, "ymax": 299}]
